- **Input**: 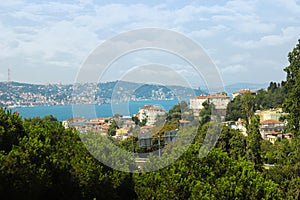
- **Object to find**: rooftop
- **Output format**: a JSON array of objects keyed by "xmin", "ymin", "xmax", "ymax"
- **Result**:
[
  {"xmin": 140, "ymin": 105, "xmax": 165, "ymax": 111},
  {"xmin": 232, "ymin": 89, "xmax": 256, "ymax": 94},
  {"xmin": 193, "ymin": 94, "xmax": 230, "ymax": 99},
  {"xmin": 261, "ymin": 119, "xmax": 284, "ymax": 125}
]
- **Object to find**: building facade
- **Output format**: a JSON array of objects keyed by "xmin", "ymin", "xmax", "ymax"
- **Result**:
[
  {"xmin": 255, "ymin": 108, "xmax": 288, "ymax": 123},
  {"xmin": 137, "ymin": 105, "xmax": 167, "ymax": 126},
  {"xmin": 190, "ymin": 94, "xmax": 230, "ymax": 116},
  {"xmin": 260, "ymin": 119, "xmax": 285, "ymax": 143}
]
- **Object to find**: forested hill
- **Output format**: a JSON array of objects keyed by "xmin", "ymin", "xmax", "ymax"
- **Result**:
[{"xmin": 0, "ymin": 81, "xmax": 204, "ymax": 107}]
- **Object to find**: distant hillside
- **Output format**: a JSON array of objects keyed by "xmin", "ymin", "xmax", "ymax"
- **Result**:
[{"xmin": 0, "ymin": 81, "xmax": 205, "ymax": 107}]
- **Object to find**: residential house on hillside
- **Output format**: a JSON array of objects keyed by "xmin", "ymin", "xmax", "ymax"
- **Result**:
[
  {"xmin": 190, "ymin": 94, "xmax": 230, "ymax": 116},
  {"xmin": 255, "ymin": 108, "xmax": 288, "ymax": 123},
  {"xmin": 62, "ymin": 117, "xmax": 86, "ymax": 129},
  {"xmin": 226, "ymin": 118, "xmax": 247, "ymax": 136},
  {"xmin": 260, "ymin": 119, "xmax": 285, "ymax": 144},
  {"xmin": 137, "ymin": 105, "xmax": 167, "ymax": 126},
  {"xmin": 232, "ymin": 89, "xmax": 256, "ymax": 99}
]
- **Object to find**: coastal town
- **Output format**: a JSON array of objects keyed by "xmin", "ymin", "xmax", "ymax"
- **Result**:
[
  {"xmin": 0, "ymin": 81, "xmax": 202, "ymax": 108},
  {"xmin": 62, "ymin": 89, "xmax": 292, "ymax": 145}
]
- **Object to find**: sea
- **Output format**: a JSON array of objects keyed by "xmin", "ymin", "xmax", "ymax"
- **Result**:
[{"xmin": 11, "ymin": 100, "xmax": 179, "ymax": 121}]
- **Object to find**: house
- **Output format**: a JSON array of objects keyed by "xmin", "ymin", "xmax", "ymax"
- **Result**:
[
  {"xmin": 116, "ymin": 128, "xmax": 129, "ymax": 136},
  {"xmin": 137, "ymin": 105, "xmax": 167, "ymax": 125},
  {"xmin": 255, "ymin": 108, "xmax": 288, "ymax": 123},
  {"xmin": 226, "ymin": 118, "xmax": 247, "ymax": 136},
  {"xmin": 122, "ymin": 120, "xmax": 136, "ymax": 129},
  {"xmin": 260, "ymin": 119, "xmax": 284, "ymax": 141},
  {"xmin": 190, "ymin": 94, "xmax": 230, "ymax": 116},
  {"xmin": 140, "ymin": 125, "xmax": 153, "ymax": 133},
  {"xmin": 179, "ymin": 119, "xmax": 190, "ymax": 127},
  {"xmin": 265, "ymin": 132, "xmax": 283, "ymax": 144},
  {"xmin": 62, "ymin": 117, "xmax": 86, "ymax": 129},
  {"xmin": 232, "ymin": 89, "xmax": 256, "ymax": 99},
  {"xmin": 283, "ymin": 132, "xmax": 293, "ymax": 141}
]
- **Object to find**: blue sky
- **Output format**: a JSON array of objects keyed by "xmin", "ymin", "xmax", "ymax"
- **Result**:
[{"xmin": 0, "ymin": 0, "xmax": 300, "ymax": 86}]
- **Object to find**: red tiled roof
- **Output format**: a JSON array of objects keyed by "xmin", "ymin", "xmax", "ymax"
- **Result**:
[
  {"xmin": 65, "ymin": 117, "xmax": 85, "ymax": 121},
  {"xmin": 141, "ymin": 105, "xmax": 165, "ymax": 111},
  {"xmin": 141, "ymin": 125, "xmax": 153, "ymax": 129},
  {"xmin": 237, "ymin": 118, "xmax": 245, "ymax": 123},
  {"xmin": 261, "ymin": 119, "xmax": 284, "ymax": 125},
  {"xmin": 194, "ymin": 94, "xmax": 230, "ymax": 99},
  {"xmin": 179, "ymin": 119, "xmax": 190, "ymax": 123},
  {"xmin": 232, "ymin": 89, "xmax": 256, "ymax": 94},
  {"xmin": 266, "ymin": 132, "xmax": 282, "ymax": 135}
]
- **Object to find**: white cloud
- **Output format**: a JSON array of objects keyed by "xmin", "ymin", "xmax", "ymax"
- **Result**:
[
  {"xmin": 225, "ymin": 0, "xmax": 256, "ymax": 12},
  {"xmin": 220, "ymin": 64, "xmax": 247, "ymax": 74},
  {"xmin": 233, "ymin": 26, "xmax": 300, "ymax": 49},
  {"xmin": 274, "ymin": 0, "xmax": 300, "ymax": 13},
  {"xmin": 189, "ymin": 25, "xmax": 229, "ymax": 38},
  {"xmin": 0, "ymin": 0, "xmax": 298, "ymax": 84}
]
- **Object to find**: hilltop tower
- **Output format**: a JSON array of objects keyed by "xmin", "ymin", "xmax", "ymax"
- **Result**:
[{"xmin": 7, "ymin": 68, "xmax": 11, "ymax": 83}]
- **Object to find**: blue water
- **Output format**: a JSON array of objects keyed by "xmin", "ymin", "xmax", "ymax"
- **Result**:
[{"xmin": 11, "ymin": 100, "xmax": 179, "ymax": 121}]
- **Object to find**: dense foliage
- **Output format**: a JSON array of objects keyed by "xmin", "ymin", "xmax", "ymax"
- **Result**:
[
  {"xmin": 0, "ymin": 110, "xmax": 135, "ymax": 200},
  {"xmin": 226, "ymin": 81, "xmax": 287, "ymax": 122}
]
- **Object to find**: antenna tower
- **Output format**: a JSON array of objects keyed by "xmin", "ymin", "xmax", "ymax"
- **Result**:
[{"xmin": 8, "ymin": 68, "xmax": 11, "ymax": 83}]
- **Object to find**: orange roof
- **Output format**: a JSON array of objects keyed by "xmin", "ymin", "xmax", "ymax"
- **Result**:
[
  {"xmin": 141, "ymin": 125, "xmax": 153, "ymax": 129},
  {"xmin": 141, "ymin": 105, "xmax": 165, "ymax": 111},
  {"xmin": 101, "ymin": 125, "xmax": 110, "ymax": 129},
  {"xmin": 261, "ymin": 119, "xmax": 284, "ymax": 124},
  {"xmin": 92, "ymin": 118, "xmax": 108, "ymax": 121},
  {"xmin": 237, "ymin": 118, "xmax": 245, "ymax": 123},
  {"xmin": 65, "ymin": 117, "xmax": 85, "ymax": 121},
  {"xmin": 194, "ymin": 94, "xmax": 230, "ymax": 99},
  {"xmin": 179, "ymin": 119, "xmax": 190, "ymax": 123},
  {"xmin": 266, "ymin": 132, "xmax": 282, "ymax": 135},
  {"xmin": 232, "ymin": 89, "xmax": 256, "ymax": 94}
]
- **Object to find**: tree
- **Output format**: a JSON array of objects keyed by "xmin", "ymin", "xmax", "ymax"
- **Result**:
[
  {"xmin": 226, "ymin": 95, "xmax": 244, "ymax": 121},
  {"xmin": 246, "ymin": 115, "xmax": 262, "ymax": 170},
  {"xmin": 108, "ymin": 119, "xmax": 119, "ymax": 136},
  {"xmin": 199, "ymin": 101, "xmax": 215, "ymax": 126},
  {"xmin": 283, "ymin": 39, "xmax": 300, "ymax": 135},
  {"xmin": 241, "ymin": 92, "xmax": 255, "ymax": 129},
  {"xmin": 134, "ymin": 147, "xmax": 282, "ymax": 200},
  {"xmin": 0, "ymin": 108, "xmax": 26, "ymax": 153},
  {"xmin": 0, "ymin": 114, "xmax": 135, "ymax": 199}
]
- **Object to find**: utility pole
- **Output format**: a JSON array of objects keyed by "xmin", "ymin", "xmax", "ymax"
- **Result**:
[{"xmin": 158, "ymin": 135, "xmax": 161, "ymax": 157}]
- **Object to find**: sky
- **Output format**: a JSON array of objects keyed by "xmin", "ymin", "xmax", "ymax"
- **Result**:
[{"xmin": 0, "ymin": 0, "xmax": 300, "ymax": 86}]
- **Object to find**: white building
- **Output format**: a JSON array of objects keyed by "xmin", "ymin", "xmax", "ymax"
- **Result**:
[
  {"xmin": 137, "ymin": 105, "xmax": 167, "ymax": 126},
  {"xmin": 232, "ymin": 89, "xmax": 256, "ymax": 99},
  {"xmin": 190, "ymin": 94, "xmax": 230, "ymax": 115},
  {"xmin": 226, "ymin": 118, "xmax": 247, "ymax": 136}
]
